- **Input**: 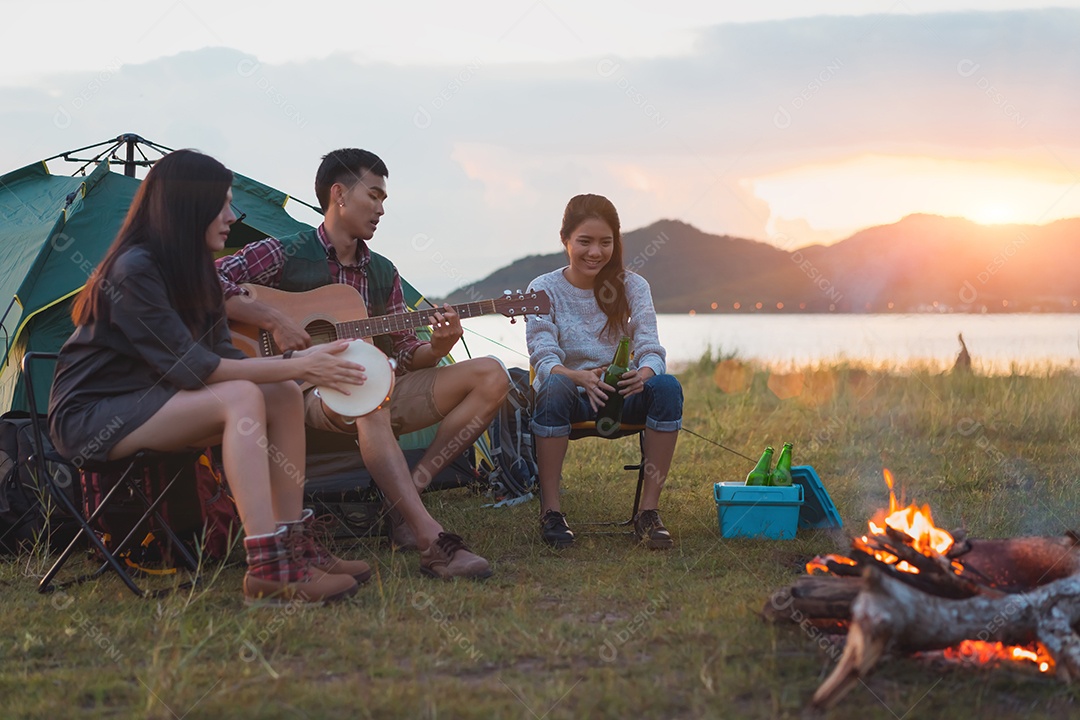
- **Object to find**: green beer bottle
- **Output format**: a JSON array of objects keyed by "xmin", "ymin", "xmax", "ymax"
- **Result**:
[
  {"xmin": 745, "ymin": 446, "xmax": 774, "ymax": 486},
  {"xmin": 596, "ymin": 336, "xmax": 631, "ymax": 437},
  {"xmin": 770, "ymin": 442, "xmax": 794, "ymax": 486}
]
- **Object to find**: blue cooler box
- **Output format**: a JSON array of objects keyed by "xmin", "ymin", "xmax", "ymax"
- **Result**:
[
  {"xmin": 790, "ymin": 465, "xmax": 842, "ymax": 530},
  {"xmin": 713, "ymin": 482, "xmax": 804, "ymax": 540}
]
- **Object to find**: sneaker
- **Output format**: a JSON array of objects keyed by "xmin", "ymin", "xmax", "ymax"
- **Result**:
[
  {"xmin": 283, "ymin": 509, "xmax": 372, "ymax": 583},
  {"xmin": 540, "ymin": 509, "xmax": 575, "ymax": 548},
  {"xmin": 419, "ymin": 532, "xmax": 493, "ymax": 580},
  {"xmin": 633, "ymin": 509, "xmax": 674, "ymax": 550},
  {"xmin": 383, "ymin": 500, "xmax": 419, "ymax": 551},
  {"xmin": 243, "ymin": 527, "xmax": 358, "ymax": 606}
]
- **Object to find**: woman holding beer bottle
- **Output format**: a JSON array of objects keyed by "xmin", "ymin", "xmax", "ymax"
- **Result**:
[{"xmin": 526, "ymin": 194, "xmax": 683, "ymax": 549}]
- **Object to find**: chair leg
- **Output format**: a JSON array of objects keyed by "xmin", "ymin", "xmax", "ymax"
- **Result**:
[
  {"xmin": 627, "ymin": 431, "xmax": 645, "ymax": 524},
  {"xmin": 23, "ymin": 353, "xmax": 196, "ymax": 597},
  {"xmin": 41, "ymin": 461, "xmax": 202, "ymax": 597},
  {"xmin": 579, "ymin": 431, "xmax": 646, "ymax": 532},
  {"xmin": 37, "ymin": 463, "xmax": 145, "ymax": 597}
]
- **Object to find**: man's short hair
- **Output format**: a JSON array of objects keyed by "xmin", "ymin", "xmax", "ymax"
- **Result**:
[{"xmin": 315, "ymin": 149, "xmax": 389, "ymax": 211}]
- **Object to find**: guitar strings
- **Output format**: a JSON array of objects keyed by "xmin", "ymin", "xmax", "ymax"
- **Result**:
[{"xmin": 335, "ymin": 298, "xmax": 513, "ymax": 337}]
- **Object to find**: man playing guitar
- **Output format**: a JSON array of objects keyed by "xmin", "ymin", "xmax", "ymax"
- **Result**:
[{"xmin": 216, "ymin": 148, "xmax": 507, "ymax": 580}]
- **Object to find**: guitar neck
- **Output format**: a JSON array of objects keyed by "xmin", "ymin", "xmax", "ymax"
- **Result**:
[{"xmin": 336, "ymin": 299, "xmax": 499, "ymax": 339}]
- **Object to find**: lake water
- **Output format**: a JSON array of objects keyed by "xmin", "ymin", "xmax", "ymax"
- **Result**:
[{"xmin": 456, "ymin": 313, "xmax": 1080, "ymax": 374}]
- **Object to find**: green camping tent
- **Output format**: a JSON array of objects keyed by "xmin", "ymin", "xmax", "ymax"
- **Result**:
[
  {"xmin": 0, "ymin": 135, "xmax": 464, "ymax": 456},
  {"xmin": 0, "ymin": 139, "xmax": 311, "ymax": 415}
]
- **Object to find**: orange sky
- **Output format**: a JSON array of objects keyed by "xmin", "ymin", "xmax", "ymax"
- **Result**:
[
  {"xmin": 3, "ymin": 4, "xmax": 1079, "ymax": 293},
  {"xmin": 753, "ymin": 154, "xmax": 1080, "ymax": 247}
]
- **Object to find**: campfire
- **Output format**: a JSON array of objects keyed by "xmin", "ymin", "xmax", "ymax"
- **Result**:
[{"xmin": 765, "ymin": 469, "xmax": 1080, "ymax": 709}]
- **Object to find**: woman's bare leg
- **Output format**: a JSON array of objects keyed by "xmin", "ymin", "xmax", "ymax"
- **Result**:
[
  {"xmin": 536, "ymin": 435, "xmax": 569, "ymax": 514},
  {"xmin": 256, "ymin": 381, "xmax": 306, "ymax": 521},
  {"xmin": 639, "ymin": 429, "xmax": 678, "ymax": 511},
  {"xmin": 109, "ymin": 380, "xmax": 277, "ymax": 536}
]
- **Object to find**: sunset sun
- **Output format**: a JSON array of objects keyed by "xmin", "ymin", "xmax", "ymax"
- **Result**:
[
  {"xmin": 753, "ymin": 155, "xmax": 1080, "ymax": 244},
  {"xmin": 968, "ymin": 202, "xmax": 1020, "ymax": 225}
]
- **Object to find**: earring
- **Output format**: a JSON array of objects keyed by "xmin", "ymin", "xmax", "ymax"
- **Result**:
[{"xmin": 338, "ymin": 202, "xmax": 345, "ymax": 208}]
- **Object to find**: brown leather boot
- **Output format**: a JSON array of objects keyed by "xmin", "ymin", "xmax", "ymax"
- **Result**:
[
  {"xmin": 281, "ymin": 509, "xmax": 373, "ymax": 583},
  {"xmin": 243, "ymin": 527, "xmax": 358, "ymax": 606},
  {"xmin": 419, "ymin": 532, "xmax": 493, "ymax": 580}
]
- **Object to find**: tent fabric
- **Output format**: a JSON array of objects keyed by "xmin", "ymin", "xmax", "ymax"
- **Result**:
[
  {"xmin": 16, "ymin": 166, "xmax": 138, "ymax": 327},
  {"xmin": 224, "ymin": 172, "xmax": 310, "ymax": 249},
  {"xmin": 0, "ymin": 161, "xmax": 91, "ymax": 340}
]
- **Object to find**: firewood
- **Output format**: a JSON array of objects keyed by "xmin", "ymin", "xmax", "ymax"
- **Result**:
[
  {"xmin": 810, "ymin": 565, "xmax": 1080, "ymax": 710},
  {"xmin": 866, "ymin": 530, "xmax": 994, "ymax": 599},
  {"xmin": 958, "ymin": 534, "xmax": 1080, "ymax": 590},
  {"xmin": 761, "ymin": 576, "xmax": 860, "ymax": 623},
  {"xmin": 810, "ymin": 609, "xmax": 889, "ymax": 710},
  {"xmin": 824, "ymin": 558, "xmax": 862, "ymax": 577},
  {"xmin": 767, "ymin": 535, "xmax": 1080, "ymax": 636}
]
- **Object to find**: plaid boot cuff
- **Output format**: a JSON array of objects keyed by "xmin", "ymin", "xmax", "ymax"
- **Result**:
[
  {"xmin": 281, "ymin": 509, "xmax": 334, "ymax": 566},
  {"xmin": 244, "ymin": 527, "xmax": 310, "ymax": 583}
]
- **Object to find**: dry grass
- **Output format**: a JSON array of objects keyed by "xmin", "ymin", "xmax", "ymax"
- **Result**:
[{"xmin": 3, "ymin": 358, "xmax": 1080, "ymax": 719}]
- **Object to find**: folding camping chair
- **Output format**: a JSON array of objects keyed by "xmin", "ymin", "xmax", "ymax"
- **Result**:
[
  {"xmin": 22, "ymin": 352, "xmax": 201, "ymax": 597},
  {"xmin": 528, "ymin": 365, "xmax": 648, "ymax": 532}
]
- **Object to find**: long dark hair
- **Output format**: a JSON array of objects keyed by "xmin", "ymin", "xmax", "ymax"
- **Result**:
[
  {"xmin": 560, "ymin": 194, "xmax": 629, "ymax": 338},
  {"xmin": 72, "ymin": 149, "xmax": 233, "ymax": 335}
]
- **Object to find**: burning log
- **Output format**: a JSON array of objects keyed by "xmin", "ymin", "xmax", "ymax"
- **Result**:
[
  {"xmin": 764, "ymin": 468, "xmax": 1080, "ymax": 709},
  {"xmin": 857, "ymin": 528, "xmax": 998, "ymax": 599},
  {"xmin": 811, "ymin": 562, "xmax": 1080, "ymax": 709},
  {"xmin": 766, "ymin": 535, "xmax": 1080, "ymax": 624},
  {"xmin": 762, "ymin": 575, "xmax": 861, "ymax": 624}
]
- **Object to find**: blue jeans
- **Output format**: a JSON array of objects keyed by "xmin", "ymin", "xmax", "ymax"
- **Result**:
[{"xmin": 531, "ymin": 373, "xmax": 683, "ymax": 438}]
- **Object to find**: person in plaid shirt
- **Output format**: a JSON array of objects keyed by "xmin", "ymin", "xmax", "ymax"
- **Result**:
[{"xmin": 216, "ymin": 149, "xmax": 508, "ymax": 580}]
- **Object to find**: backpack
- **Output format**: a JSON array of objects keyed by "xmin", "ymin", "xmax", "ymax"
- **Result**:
[
  {"xmin": 81, "ymin": 446, "xmax": 240, "ymax": 567},
  {"xmin": 0, "ymin": 411, "xmax": 81, "ymax": 555},
  {"xmin": 481, "ymin": 367, "xmax": 539, "ymax": 503},
  {"xmin": 303, "ymin": 429, "xmax": 480, "ymax": 540}
]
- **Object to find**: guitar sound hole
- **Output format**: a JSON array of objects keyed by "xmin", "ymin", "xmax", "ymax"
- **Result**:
[{"xmin": 307, "ymin": 320, "xmax": 337, "ymax": 345}]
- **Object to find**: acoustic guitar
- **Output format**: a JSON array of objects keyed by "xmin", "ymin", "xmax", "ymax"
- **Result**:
[{"xmin": 228, "ymin": 284, "xmax": 550, "ymax": 416}]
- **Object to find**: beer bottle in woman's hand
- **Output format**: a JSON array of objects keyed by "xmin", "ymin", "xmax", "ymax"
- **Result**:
[{"xmin": 596, "ymin": 336, "xmax": 631, "ymax": 437}]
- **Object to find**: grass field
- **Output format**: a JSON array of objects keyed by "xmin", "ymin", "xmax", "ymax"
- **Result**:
[{"xmin": 3, "ymin": 357, "xmax": 1080, "ymax": 719}]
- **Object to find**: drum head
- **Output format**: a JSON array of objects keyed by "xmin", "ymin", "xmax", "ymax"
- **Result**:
[{"xmin": 316, "ymin": 341, "xmax": 395, "ymax": 418}]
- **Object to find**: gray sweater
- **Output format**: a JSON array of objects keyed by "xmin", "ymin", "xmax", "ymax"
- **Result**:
[{"xmin": 526, "ymin": 267, "xmax": 667, "ymax": 390}]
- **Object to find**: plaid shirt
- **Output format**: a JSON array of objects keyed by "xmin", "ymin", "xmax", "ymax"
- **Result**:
[{"xmin": 216, "ymin": 224, "xmax": 423, "ymax": 372}]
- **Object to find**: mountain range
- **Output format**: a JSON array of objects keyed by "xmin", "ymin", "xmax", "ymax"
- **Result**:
[{"xmin": 442, "ymin": 214, "xmax": 1080, "ymax": 313}]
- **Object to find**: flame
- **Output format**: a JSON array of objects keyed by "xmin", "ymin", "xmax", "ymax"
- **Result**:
[
  {"xmin": 806, "ymin": 554, "xmax": 857, "ymax": 575},
  {"xmin": 855, "ymin": 469, "xmax": 957, "ymax": 573},
  {"xmin": 809, "ymin": 469, "xmax": 1055, "ymax": 675},
  {"xmin": 942, "ymin": 640, "xmax": 1054, "ymax": 674}
]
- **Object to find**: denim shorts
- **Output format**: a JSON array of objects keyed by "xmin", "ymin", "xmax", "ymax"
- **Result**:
[{"xmin": 531, "ymin": 373, "xmax": 683, "ymax": 438}]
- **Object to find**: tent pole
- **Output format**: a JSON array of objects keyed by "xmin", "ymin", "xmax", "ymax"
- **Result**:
[{"xmin": 123, "ymin": 134, "xmax": 137, "ymax": 177}]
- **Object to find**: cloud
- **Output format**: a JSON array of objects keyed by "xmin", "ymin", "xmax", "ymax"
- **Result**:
[{"xmin": 1, "ymin": 9, "xmax": 1078, "ymax": 294}]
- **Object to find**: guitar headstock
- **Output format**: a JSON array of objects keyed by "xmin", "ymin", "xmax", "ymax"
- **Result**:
[{"xmin": 496, "ymin": 289, "xmax": 551, "ymax": 322}]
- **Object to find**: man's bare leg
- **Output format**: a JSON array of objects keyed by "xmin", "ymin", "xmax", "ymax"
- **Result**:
[
  {"xmin": 352, "ymin": 408, "xmax": 444, "ymax": 550},
  {"xmin": 411, "ymin": 358, "xmax": 508, "ymax": 490}
]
